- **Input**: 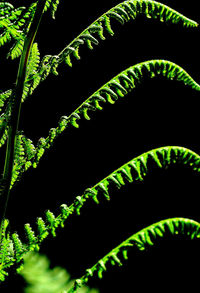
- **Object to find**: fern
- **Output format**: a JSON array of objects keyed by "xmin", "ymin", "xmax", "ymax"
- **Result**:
[
  {"xmin": 1, "ymin": 0, "xmax": 197, "ymax": 103},
  {"xmin": 5, "ymin": 59, "xmax": 200, "ymax": 187},
  {"xmin": 1, "ymin": 145, "xmax": 199, "ymax": 277},
  {"xmin": 68, "ymin": 217, "xmax": 200, "ymax": 292},
  {"xmin": 0, "ymin": 0, "xmax": 199, "ymax": 291},
  {"xmin": 54, "ymin": 0, "xmax": 198, "ymax": 71},
  {"xmin": 0, "ymin": 3, "xmax": 36, "ymax": 54},
  {"xmin": 18, "ymin": 60, "xmax": 200, "ymax": 173},
  {"xmin": 0, "ymin": 0, "xmax": 61, "ymax": 59}
]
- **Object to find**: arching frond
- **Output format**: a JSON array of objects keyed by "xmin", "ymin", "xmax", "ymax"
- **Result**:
[
  {"xmin": 1, "ymin": 1, "xmax": 198, "ymax": 102},
  {"xmin": 68, "ymin": 218, "xmax": 200, "ymax": 292},
  {"xmin": 40, "ymin": 0, "xmax": 198, "ymax": 76},
  {"xmin": 5, "ymin": 147, "xmax": 200, "ymax": 268},
  {"xmin": 4, "ymin": 60, "xmax": 200, "ymax": 187},
  {"xmin": 29, "ymin": 60, "xmax": 200, "ymax": 169},
  {"xmin": 1, "ymin": 146, "xmax": 199, "ymax": 278}
]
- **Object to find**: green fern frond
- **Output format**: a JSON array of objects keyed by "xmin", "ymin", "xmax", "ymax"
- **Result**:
[
  {"xmin": 78, "ymin": 146, "xmax": 200, "ymax": 204},
  {"xmin": 1, "ymin": 146, "xmax": 200, "ymax": 276},
  {"xmin": 68, "ymin": 218, "xmax": 200, "ymax": 292},
  {"xmin": 1, "ymin": 1, "xmax": 198, "ymax": 103},
  {"xmin": 4, "ymin": 60, "xmax": 199, "ymax": 186},
  {"xmin": 28, "ymin": 59, "xmax": 200, "ymax": 169},
  {"xmin": 16, "ymin": 0, "xmax": 198, "ymax": 96},
  {"xmin": 46, "ymin": 0, "xmax": 198, "ymax": 73},
  {"xmin": 14, "ymin": 148, "xmax": 200, "ymax": 252}
]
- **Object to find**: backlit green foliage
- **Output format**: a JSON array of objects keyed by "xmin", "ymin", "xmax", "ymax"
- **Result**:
[
  {"xmin": 20, "ymin": 251, "xmax": 99, "ymax": 293},
  {"xmin": 68, "ymin": 218, "xmax": 200, "ymax": 292},
  {"xmin": 0, "ymin": 0, "xmax": 199, "ymax": 291}
]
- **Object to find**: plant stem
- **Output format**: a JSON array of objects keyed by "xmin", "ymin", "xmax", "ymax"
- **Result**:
[{"xmin": 0, "ymin": 0, "xmax": 46, "ymax": 223}]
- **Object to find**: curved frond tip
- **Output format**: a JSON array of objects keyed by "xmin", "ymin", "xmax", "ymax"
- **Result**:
[{"xmin": 68, "ymin": 217, "xmax": 200, "ymax": 292}]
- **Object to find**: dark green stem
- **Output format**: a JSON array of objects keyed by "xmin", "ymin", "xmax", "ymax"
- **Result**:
[{"xmin": 0, "ymin": 0, "xmax": 46, "ymax": 223}]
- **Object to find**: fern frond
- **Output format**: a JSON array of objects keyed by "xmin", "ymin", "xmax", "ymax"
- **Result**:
[
  {"xmin": 3, "ymin": 60, "xmax": 199, "ymax": 186},
  {"xmin": 1, "ymin": 1, "xmax": 198, "ymax": 102},
  {"xmin": 1, "ymin": 146, "xmax": 200, "ymax": 276},
  {"xmin": 46, "ymin": 0, "xmax": 198, "ymax": 73},
  {"xmin": 28, "ymin": 60, "xmax": 200, "ymax": 168},
  {"xmin": 68, "ymin": 218, "xmax": 200, "ymax": 292},
  {"xmin": 16, "ymin": 147, "xmax": 200, "ymax": 248},
  {"xmin": 75, "ymin": 146, "xmax": 200, "ymax": 204}
]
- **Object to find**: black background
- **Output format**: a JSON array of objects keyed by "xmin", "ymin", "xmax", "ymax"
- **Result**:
[{"xmin": 1, "ymin": 0, "xmax": 200, "ymax": 291}]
